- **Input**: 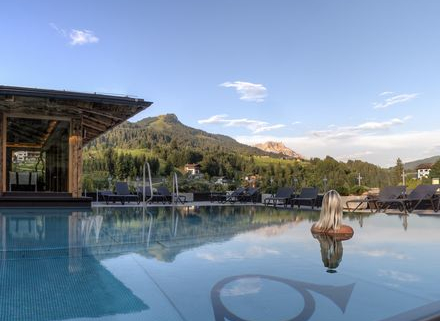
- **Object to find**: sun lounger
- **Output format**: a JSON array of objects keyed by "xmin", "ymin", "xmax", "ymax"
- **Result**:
[
  {"xmin": 346, "ymin": 186, "xmax": 406, "ymax": 213},
  {"xmin": 240, "ymin": 187, "xmax": 260, "ymax": 203},
  {"xmin": 100, "ymin": 190, "xmax": 114, "ymax": 202},
  {"xmin": 264, "ymin": 187, "xmax": 294, "ymax": 207},
  {"xmin": 377, "ymin": 184, "xmax": 440, "ymax": 214},
  {"xmin": 210, "ymin": 192, "xmax": 225, "ymax": 203},
  {"xmin": 137, "ymin": 186, "xmax": 167, "ymax": 204},
  {"xmin": 219, "ymin": 187, "xmax": 247, "ymax": 204},
  {"xmin": 291, "ymin": 187, "xmax": 319, "ymax": 209},
  {"xmin": 157, "ymin": 186, "xmax": 187, "ymax": 204},
  {"xmin": 104, "ymin": 182, "xmax": 140, "ymax": 205}
]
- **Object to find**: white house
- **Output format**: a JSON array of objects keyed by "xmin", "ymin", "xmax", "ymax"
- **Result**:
[
  {"xmin": 417, "ymin": 163, "xmax": 432, "ymax": 179},
  {"xmin": 13, "ymin": 151, "xmax": 40, "ymax": 163},
  {"xmin": 14, "ymin": 151, "xmax": 28, "ymax": 162},
  {"xmin": 184, "ymin": 163, "xmax": 201, "ymax": 175}
]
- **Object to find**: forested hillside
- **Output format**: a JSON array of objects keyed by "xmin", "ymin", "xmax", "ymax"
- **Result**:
[
  {"xmin": 83, "ymin": 114, "xmax": 397, "ymax": 194},
  {"xmin": 89, "ymin": 114, "xmax": 272, "ymax": 156}
]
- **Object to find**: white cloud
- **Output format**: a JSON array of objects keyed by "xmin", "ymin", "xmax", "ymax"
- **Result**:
[
  {"xmin": 50, "ymin": 23, "xmax": 99, "ymax": 46},
  {"xmin": 311, "ymin": 116, "xmax": 411, "ymax": 140},
  {"xmin": 373, "ymin": 93, "xmax": 419, "ymax": 109},
  {"xmin": 356, "ymin": 249, "xmax": 409, "ymax": 260},
  {"xmin": 292, "ymin": 121, "xmax": 302, "ymax": 125},
  {"xmin": 69, "ymin": 29, "xmax": 99, "ymax": 45},
  {"xmin": 379, "ymin": 91, "xmax": 394, "ymax": 96},
  {"xmin": 198, "ymin": 114, "xmax": 284, "ymax": 134},
  {"xmin": 254, "ymin": 124, "xmax": 285, "ymax": 133},
  {"xmin": 196, "ymin": 246, "xmax": 279, "ymax": 262},
  {"xmin": 235, "ymin": 126, "xmax": 440, "ymax": 167},
  {"xmin": 220, "ymin": 81, "xmax": 267, "ymax": 102},
  {"xmin": 337, "ymin": 151, "xmax": 374, "ymax": 162},
  {"xmin": 49, "ymin": 22, "xmax": 66, "ymax": 37},
  {"xmin": 221, "ymin": 278, "xmax": 262, "ymax": 297},
  {"xmin": 378, "ymin": 270, "xmax": 420, "ymax": 282}
]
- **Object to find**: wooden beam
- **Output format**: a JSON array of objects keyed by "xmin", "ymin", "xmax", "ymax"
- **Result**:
[
  {"xmin": 41, "ymin": 120, "xmax": 59, "ymax": 149},
  {"xmin": 7, "ymin": 123, "xmax": 46, "ymax": 142},
  {"xmin": 74, "ymin": 106, "xmax": 124, "ymax": 121},
  {"xmin": 6, "ymin": 142, "xmax": 43, "ymax": 148},
  {"xmin": 82, "ymin": 113, "xmax": 115, "ymax": 127},
  {"xmin": 82, "ymin": 118, "xmax": 108, "ymax": 132},
  {"xmin": 3, "ymin": 110, "xmax": 73, "ymax": 121}
]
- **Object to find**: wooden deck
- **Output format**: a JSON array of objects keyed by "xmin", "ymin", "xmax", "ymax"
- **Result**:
[{"xmin": 0, "ymin": 192, "xmax": 91, "ymax": 208}]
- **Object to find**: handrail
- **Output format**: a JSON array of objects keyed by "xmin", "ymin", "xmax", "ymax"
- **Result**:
[
  {"xmin": 142, "ymin": 162, "xmax": 153, "ymax": 205},
  {"xmin": 172, "ymin": 206, "xmax": 178, "ymax": 236},
  {"xmin": 172, "ymin": 172, "xmax": 179, "ymax": 204},
  {"xmin": 142, "ymin": 206, "xmax": 153, "ymax": 248}
]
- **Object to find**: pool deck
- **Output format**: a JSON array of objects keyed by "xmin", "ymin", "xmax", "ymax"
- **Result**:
[{"xmin": 91, "ymin": 201, "xmax": 440, "ymax": 215}]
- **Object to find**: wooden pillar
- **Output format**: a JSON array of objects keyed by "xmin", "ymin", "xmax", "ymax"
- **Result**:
[
  {"xmin": 69, "ymin": 118, "xmax": 83, "ymax": 198},
  {"xmin": 0, "ymin": 112, "xmax": 3, "ymax": 195}
]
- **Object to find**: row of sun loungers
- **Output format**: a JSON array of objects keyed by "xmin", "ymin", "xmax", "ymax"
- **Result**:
[
  {"xmin": 264, "ymin": 187, "xmax": 320, "ymax": 209},
  {"xmin": 263, "ymin": 184, "xmax": 440, "ymax": 213},
  {"xmin": 102, "ymin": 182, "xmax": 141, "ymax": 205},
  {"xmin": 102, "ymin": 182, "xmax": 185, "ymax": 205},
  {"xmin": 136, "ymin": 186, "xmax": 187, "ymax": 204},
  {"xmin": 346, "ymin": 186, "xmax": 406, "ymax": 212},
  {"xmin": 215, "ymin": 187, "xmax": 260, "ymax": 204},
  {"xmin": 347, "ymin": 184, "xmax": 440, "ymax": 214},
  {"xmin": 100, "ymin": 182, "xmax": 440, "ymax": 214},
  {"xmin": 103, "ymin": 183, "xmax": 260, "ymax": 205}
]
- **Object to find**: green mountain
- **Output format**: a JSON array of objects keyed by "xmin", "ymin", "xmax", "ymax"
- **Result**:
[
  {"xmin": 83, "ymin": 114, "xmax": 396, "ymax": 193},
  {"xmin": 404, "ymin": 156, "xmax": 440, "ymax": 170},
  {"xmin": 90, "ymin": 113, "xmax": 276, "ymax": 157}
]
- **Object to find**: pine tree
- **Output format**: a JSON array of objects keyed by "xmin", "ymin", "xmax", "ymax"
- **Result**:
[
  {"xmin": 430, "ymin": 160, "xmax": 440, "ymax": 179},
  {"xmin": 394, "ymin": 158, "xmax": 404, "ymax": 185},
  {"xmin": 162, "ymin": 160, "xmax": 174, "ymax": 176}
]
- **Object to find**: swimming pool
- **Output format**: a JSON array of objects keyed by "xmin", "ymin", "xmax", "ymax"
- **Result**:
[{"xmin": 0, "ymin": 206, "xmax": 439, "ymax": 321}]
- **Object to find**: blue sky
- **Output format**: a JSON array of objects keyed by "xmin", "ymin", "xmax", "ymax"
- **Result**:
[{"xmin": 2, "ymin": 0, "xmax": 440, "ymax": 166}]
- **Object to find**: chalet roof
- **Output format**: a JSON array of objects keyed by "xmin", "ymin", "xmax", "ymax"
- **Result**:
[
  {"xmin": 0, "ymin": 85, "xmax": 152, "ymax": 143},
  {"xmin": 416, "ymin": 163, "xmax": 433, "ymax": 170},
  {"xmin": 185, "ymin": 163, "xmax": 201, "ymax": 168}
]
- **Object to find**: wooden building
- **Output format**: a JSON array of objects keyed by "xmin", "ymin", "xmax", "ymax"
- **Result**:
[
  {"xmin": 184, "ymin": 163, "xmax": 201, "ymax": 175},
  {"xmin": 0, "ymin": 85, "xmax": 152, "ymax": 205}
]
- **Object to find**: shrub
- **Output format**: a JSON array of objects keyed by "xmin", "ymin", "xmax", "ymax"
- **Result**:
[
  {"xmin": 349, "ymin": 185, "xmax": 369, "ymax": 196},
  {"xmin": 335, "ymin": 186, "xmax": 350, "ymax": 196}
]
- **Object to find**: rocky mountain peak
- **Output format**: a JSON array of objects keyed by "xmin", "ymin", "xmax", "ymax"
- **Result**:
[{"xmin": 254, "ymin": 141, "xmax": 303, "ymax": 159}]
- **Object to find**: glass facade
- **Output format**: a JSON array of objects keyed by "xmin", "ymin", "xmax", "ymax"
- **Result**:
[{"xmin": 6, "ymin": 117, "xmax": 70, "ymax": 193}]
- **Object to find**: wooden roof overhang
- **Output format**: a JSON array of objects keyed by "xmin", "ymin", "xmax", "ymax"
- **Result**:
[{"xmin": 0, "ymin": 85, "xmax": 152, "ymax": 144}]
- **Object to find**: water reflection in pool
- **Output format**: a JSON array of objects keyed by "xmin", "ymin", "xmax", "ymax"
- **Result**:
[{"xmin": 0, "ymin": 206, "xmax": 439, "ymax": 320}]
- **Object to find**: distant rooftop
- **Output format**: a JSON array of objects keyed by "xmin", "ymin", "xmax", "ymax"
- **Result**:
[{"xmin": 416, "ymin": 163, "xmax": 433, "ymax": 170}]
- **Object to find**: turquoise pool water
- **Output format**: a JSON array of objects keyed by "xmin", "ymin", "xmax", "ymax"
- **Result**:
[{"xmin": 0, "ymin": 206, "xmax": 439, "ymax": 321}]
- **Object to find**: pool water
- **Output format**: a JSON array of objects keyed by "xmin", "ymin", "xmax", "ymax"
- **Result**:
[{"xmin": 0, "ymin": 206, "xmax": 440, "ymax": 321}]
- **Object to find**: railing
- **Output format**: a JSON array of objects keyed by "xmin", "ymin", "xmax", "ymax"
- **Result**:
[
  {"xmin": 142, "ymin": 162, "xmax": 153, "ymax": 205},
  {"xmin": 172, "ymin": 172, "xmax": 179, "ymax": 204}
]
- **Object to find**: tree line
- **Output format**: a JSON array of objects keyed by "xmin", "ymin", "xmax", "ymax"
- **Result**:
[{"xmin": 83, "ymin": 146, "xmax": 398, "ymax": 195}]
